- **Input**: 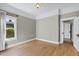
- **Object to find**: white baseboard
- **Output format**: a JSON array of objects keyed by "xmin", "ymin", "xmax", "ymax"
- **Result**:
[
  {"xmin": 7, "ymin": 38, "xmax": 35, "ymax": 49},
  {"xmin": 6, "ymin": 38, "xmax": 79, "ymax": 52},
  {"xmin": 7, "ymin": 38, "xmax": 61, "ymax": 49},
  {"xmin": 35, "ymin": 38, "xmax": 59, "ymax": 44}
]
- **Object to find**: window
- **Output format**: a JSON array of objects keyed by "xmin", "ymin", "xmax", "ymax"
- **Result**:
[{"xmin": 5, "ymin": 15, "xmax": 17, "ymax": 41}]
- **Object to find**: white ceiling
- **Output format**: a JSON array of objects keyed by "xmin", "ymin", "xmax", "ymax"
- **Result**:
[
  {"xmin": 1, "ymin": 3, "xmax": 79, "ymax": 19},
  {"xmin": 7, "ymin": 3, "xmax": 79, "ymax": 16}
]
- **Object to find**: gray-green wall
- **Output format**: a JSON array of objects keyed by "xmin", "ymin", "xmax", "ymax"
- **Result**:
[
  {"xmin": 36, "ymin": 15, "xmax": 59, "ymax": 42},
  {"xmin": 6, "ymin": 16, "xmax": 36, "ymax": 47}
]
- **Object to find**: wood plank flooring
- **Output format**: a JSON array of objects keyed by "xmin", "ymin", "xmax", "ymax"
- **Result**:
[{"xmin": 0, "ymin": 40, "xmax": 78, "ymax": 56}]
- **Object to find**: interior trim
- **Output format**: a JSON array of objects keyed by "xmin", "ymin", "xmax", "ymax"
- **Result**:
[
  {"xmin": 36, "ymin": 38, "xmax": 59, "ymax": 44},
  {"xmin": 7, "ymin": 39, "xmax": 35, "ymax": 49}
]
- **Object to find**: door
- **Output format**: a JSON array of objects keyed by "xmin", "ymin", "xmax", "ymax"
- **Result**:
[
  {"xmin": 63, "ymin": 21, "xmax": 73, "ymax": 42},
  {"xmin": 64, "ymin": 22, "xmax": 70, "ymax": 39}
]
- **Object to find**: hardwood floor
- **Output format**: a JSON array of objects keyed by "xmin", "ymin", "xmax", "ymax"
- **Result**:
[{"xmin": 0, "ymin": 40, "xmax": 78, "ymax": 56}]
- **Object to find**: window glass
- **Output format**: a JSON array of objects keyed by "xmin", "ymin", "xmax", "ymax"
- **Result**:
[{"xmin": 5, "ymin": 16, "xmax": 16, "ymax": 39}]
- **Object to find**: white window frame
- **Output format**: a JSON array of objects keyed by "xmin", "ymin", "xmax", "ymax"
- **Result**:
[{"xmin": 4, "ymin": 15, "xmax": 17, "ymax": 41}]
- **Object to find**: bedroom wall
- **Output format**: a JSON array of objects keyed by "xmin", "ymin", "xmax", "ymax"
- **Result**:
[
  {"xmin": 6, "ymin": 16, "xmax": 36, "ymax": 47},
  {"xmin": 36, "ymin": 15, "xmax": 59, "ymax": 42}
]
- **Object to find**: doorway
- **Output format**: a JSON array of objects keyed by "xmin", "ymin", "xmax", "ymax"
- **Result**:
[
  {"xmin": 63, "ymin": 20, "xmax": 73, "ymax": 44},
  {"xmin": 60, "ymin": 17, "xmax": 74, "ymax": 45}
]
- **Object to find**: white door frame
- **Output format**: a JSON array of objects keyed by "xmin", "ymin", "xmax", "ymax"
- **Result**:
[
  {"xmin": 0, "ymin": 11, "xmax": 6, "ymax": 51},
  {"xmin": 60, "ymin": 17, "xmax": 75, "ymax": 44},
  {"xmin": 60, "ymin": 16, "xmax": 79, "ymax": 51}
]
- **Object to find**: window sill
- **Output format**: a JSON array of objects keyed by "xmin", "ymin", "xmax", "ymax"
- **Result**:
[{"xmin": 5, "ymin": 38, "xmax": 16, "ymax": 42}]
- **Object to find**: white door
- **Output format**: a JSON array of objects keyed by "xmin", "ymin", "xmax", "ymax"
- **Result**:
[{"xmin": 64, "ymin": 23, "xmax": 70, "ymax": 39}]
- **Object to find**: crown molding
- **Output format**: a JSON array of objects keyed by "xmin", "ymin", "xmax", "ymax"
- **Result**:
[
  {"xmin": 0, "ymin": 3, "xmax": 36, "ymax": 20},
  {"xmin": 1, "ymin": 4, "xmax": 79, "ymax": 20},
  {"xmin": 36, "ymin": 7, "xmax": 79, "ymax": 20}
]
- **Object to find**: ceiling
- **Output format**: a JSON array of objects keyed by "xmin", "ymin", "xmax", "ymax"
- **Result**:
[
  {"xmin": 1, "ymin": 3, "xmax": 79, "ymax": 19},
  {"xmin": 7, "ymin": 3, "xmax": 79, "ymax": 16}
]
